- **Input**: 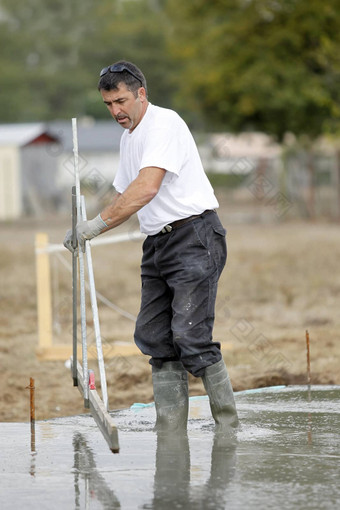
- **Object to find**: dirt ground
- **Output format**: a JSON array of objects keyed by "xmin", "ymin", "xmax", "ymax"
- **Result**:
[{"xmin": 1, "ymin": 193, "xmax": 339, "ymax": 423}]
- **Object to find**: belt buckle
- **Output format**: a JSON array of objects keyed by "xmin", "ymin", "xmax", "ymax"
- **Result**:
[{"xmin": 161, "ymin": 224, "xmax": 173, "ymax": 234}]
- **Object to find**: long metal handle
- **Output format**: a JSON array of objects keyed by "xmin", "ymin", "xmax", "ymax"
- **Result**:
[
  {"xmin": 71, "ymin": 186, "xmax": 78, "ymax": 386},
  {"xmin": 81, "ymin": 195, "xmax": 109, "ymax": 410},
  {"xmin": 79, "ymin": 246, "xmax": 89, "ymax": 407},
  {"xmin": 72, "ymin": 118, "xmax": 89, "ymax": 408}
]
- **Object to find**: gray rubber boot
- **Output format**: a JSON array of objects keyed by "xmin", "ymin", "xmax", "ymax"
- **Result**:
[
  {"xmin": 152, "ymin": 361, "xmax": 189, "ymax": 432},
  {"xmin": 202, "ymin": 358, "xmax": 239, "ymax": 432}
]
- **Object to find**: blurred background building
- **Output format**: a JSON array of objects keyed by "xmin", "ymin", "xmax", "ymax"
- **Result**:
[{"xmin": 0, "ymin": 0, "xmax": 339, "ymax": 222}]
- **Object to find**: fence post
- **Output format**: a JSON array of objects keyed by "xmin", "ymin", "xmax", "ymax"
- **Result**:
[{"xmin": 35, "ymin": 232, "xmax": 53, "ymax": 352}]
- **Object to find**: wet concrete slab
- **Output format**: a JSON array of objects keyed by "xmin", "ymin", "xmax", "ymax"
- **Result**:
[{"xmin": 1, "ymin": 385, "xmax": 339, "ymax": 509}]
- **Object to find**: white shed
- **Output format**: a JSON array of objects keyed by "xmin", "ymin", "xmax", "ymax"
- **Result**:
[
  {"xmin": 0, "ymin": 124, "xmax": 60, "ymax": 220},
  {"xmin": 0, "ymin": 119, "xmax": 123, "ymax": 220}
]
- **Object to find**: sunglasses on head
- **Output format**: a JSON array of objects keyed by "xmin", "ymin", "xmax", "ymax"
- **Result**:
[{"xmin": 99, "ymin": 64, "xmax": 143, "ymax": 86}]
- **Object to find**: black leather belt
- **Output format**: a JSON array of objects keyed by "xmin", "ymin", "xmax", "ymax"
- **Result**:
[{"xmin": 159, "ymin": 209, "xmax": 215, "ymax": 234}]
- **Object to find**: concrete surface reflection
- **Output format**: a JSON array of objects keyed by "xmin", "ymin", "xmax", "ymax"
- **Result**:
[
  {"xmin": 145, "ymin": 432, "xmax": 237, "ymax": 510},
  {"xmin": 73, "ymin": 433, "xmax": 121, "ymax": 509},
  {"xmin": 71, "ymin": 429, "xmax": 237, "ymax": 509},
  {"xmin": 148, "ymin": 433, "xmax": 191, "ymax": 509},
  {"xmin": 1, "ymin": 386, "xmax": 339, "ymax": 509}
]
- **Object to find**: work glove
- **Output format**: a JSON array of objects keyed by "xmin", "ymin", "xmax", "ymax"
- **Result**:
[{"xmin": 63, "ymin": 214, "xmax": 107, "ymax": 254}]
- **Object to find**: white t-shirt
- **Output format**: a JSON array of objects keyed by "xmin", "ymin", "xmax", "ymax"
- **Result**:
[{"xmin": 113, "ymin": 103, "xmax": 219, "ymax": 235}]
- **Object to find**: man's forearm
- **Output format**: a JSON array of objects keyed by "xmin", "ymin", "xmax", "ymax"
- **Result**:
[{"xmin": 100, "ymin": 167, "xmax": 166, "ymax": 231}]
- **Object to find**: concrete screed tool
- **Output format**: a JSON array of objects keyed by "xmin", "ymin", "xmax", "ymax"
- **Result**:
[{"xmin": 69, "ymin": 117, "xmax": 119, "ymax": 453}]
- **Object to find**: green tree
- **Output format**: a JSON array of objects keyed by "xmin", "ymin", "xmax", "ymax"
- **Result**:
[
  {"xmin": 0, "ymin": 0, "xmax": 97, "ymax": 121},
  {"xmin": 0, "ymin": 0, "xmax": 174, "ymax": 121},
  {"xmin": 82, "ymin": 0, "xmax": 176, "ymax": 119},
  {"xmin": 166, "ymin": 0, "xmax": 340, "ymax": 139}
]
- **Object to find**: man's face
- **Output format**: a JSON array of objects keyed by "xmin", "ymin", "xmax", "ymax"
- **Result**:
[{"xmin": 100, "ymin": 83, "xmax": 148, "ymax": 132}]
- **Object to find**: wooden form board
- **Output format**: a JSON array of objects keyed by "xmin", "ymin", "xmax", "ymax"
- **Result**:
[
  {"xmin": 36, "ymin": 342, "xmax": 233, "ymax": 361},
  {"xmin": 71, "ymin": 359, "xmax": 119, "ymax": 454},
  {"xmin": 36, "ymin": 342, "xmax": 142, "ymax": 361},
  {"xmin": 35, "ymin": 233, "xmax": 53, "ymax": 350}
]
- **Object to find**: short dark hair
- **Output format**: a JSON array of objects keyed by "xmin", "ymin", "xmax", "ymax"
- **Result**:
[{"xmin": 97, "ymin": 60, "xmax": 147, "ymax": 97}]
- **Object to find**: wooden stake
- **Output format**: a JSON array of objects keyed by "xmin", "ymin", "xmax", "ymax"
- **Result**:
[{"xmin": 35, "ymin": 233, "xmax": 53, "ymax": 350}]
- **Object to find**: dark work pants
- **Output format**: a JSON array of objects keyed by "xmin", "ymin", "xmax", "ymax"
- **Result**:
[{"xmin": 134, "ymin": 211, "xmax": 227, "ymax": 377}]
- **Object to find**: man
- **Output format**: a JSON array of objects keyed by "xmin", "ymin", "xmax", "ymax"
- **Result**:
[{"xmin": 64, "ymin": 61, "xmax": 238, "ymax": 434}]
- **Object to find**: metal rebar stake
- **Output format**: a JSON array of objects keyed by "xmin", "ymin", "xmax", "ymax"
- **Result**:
[
  {"xmin": 81, "ymin": 195, "xmax": 109, "ymax": 410},
  {"xmin": 29, "ymin": 377, "xmax": 35, "ymax": 452}
]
